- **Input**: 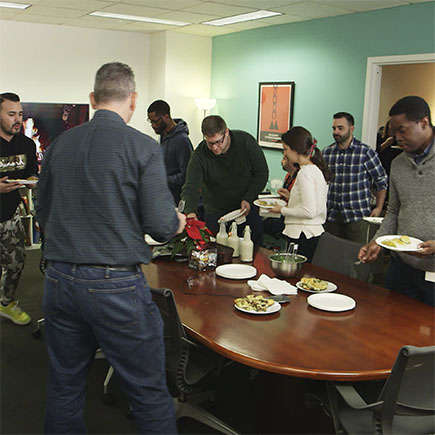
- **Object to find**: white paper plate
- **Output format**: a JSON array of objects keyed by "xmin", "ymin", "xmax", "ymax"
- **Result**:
[
  {"xmin": 296, "ymin": 280, "xmax": 337, "ymax": 293},
  {"xmin": 235, "ymin": 300, "xmax": 281, "ymax": 315},
  {"xmin": 215, "ymin": 264, "xmax": 257, "ymax": 280},
  {"xmin": 253, "ymin": 198, "xmax": 286, "ymax": 209},
  {"xmin": 307, "ymin": 293, "xmax": 356, "ymax": 312},
  {"xmin": 5, "ymin": 179, "xmax": 38, "ymax": 185},
  {"xmin": 376, "ymin": 235, "xmax": 423, "ymax": 252},
  {"xmin": 363, "ymin": 217, "xmax": 384, "ymax": 225},
  {"xmin": 218, "ymin": 209, "xmax": 246, "ymax": 224}
]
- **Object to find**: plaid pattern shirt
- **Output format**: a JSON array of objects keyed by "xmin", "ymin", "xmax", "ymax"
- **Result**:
[{"xmin": 322, "ymin": 138, "xmax": 388, "ymax": 223}]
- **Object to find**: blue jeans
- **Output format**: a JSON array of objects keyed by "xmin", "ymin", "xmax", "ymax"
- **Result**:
[
  {"xmin": 386, "ymin": 254, "xmax": 435, "ymax": 307},
  {"xmin": 43, "ymin": 262, "xmax": 176, "ymax": 434}
]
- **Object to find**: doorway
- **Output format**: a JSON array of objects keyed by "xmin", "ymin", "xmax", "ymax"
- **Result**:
[{"xmin": 361, "ymin": 53, "xmax": 435, "ymax": 148}]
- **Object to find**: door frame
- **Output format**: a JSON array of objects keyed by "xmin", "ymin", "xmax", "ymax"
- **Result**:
[{"xmin": 361, "ymin": 53, "xmax": 435, "ymax": 148}]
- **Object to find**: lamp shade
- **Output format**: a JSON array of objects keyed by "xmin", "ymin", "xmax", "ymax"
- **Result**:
[{"xmin": 194, "ymin": 98, "xmax": 216, "ymax": 111}]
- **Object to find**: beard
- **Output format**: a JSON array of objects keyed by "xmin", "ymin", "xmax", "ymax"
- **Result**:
[
  {"xmin": 334, "ymin": 130, "xmax": 351, "ymax": 144},
  {"xmin": 1, "ymin": 121, "xmax": 21, "ymax": 136}
]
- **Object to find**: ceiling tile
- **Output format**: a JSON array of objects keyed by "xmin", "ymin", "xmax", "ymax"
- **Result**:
[
  {"xmin": 0, "ymin": 10, "xmax": 18, "ymax": 19},
  {"xmin": 8, "ymin": 13, "xmax": 67, "ymax": 24},
  {"xmin": 272, "ymin": 1, "xmax": 353, "ymax": 18},
  {"xmin": 321, "ymin": 0, "xmax": 409, "ymax": 12},
  {"xmin": 116, "ymin": 20, "xmax": 174, "ymax": 32},
  {"xmin": 158, "ymin": 10, "xmax": 219, "ymax": 23},
  {"xmin": 173, "ymin": 23, "xmax": 236, "ymax": 36},
  {"xmin": 22, "ymin": 5, "xmax": 87, "ymax": 18},
  {"xmin": 183, "ymin": 2, "xmax": 256, "ymax": 16},
  {"xmin": 97, "ymin": 3, "xmax": 172, "ymax": 18},
  {"xmin": 36, "ymin": 0, "xmax": 114, "ymax": 11},
  {"xmin": 118, "ymin": 0, "xmax": 204, "ymax": 8},
  {"xmin": 260, "ymin": 14, "xmax": 309, "ymax": 25},
  {"xmin": 213, "ymin": 0, "xmax": 302, "ymax": 7},
  {"xmin": 63, "ymin": 14, "xmax": 132, "ymax": 29}
]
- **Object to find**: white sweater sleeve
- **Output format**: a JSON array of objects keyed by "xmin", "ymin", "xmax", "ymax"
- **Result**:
[{"xmin": 281, "ymin": 167, "xmax": 319, "ymax": 219}]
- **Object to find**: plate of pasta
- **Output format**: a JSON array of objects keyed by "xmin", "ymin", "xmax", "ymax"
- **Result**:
[
  {"xmin": 253, "ymin": 199, "xmax": 286, "ymax": 209},
  {"xmin": 376, "ymin": 235, "xmax": 423, "ymax": 252}
]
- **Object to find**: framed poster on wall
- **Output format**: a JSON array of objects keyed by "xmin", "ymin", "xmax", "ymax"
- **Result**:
[
  {"xmin": 257, "ymin": 82, "xmax": 295, "ymax": 149},
  {"xmin": 22, "ymin": 102, "xmax": 89, "ymax": 166}
]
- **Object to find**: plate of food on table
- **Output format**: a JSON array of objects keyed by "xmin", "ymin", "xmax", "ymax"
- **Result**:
[
  {"xmin": 296, "ymin": 277, "xmax": 337, "ymax": 293},
  {"xmin": 234, "ymin": 294, "xmax": 281, "ymax": 315}
]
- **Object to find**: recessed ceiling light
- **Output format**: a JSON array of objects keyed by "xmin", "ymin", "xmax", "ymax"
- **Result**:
[
  {"xmin": 0, "ymin": 2, "xmax": 31, "ymax": 9},
  {"xmin": 89, "ymin": 11, "xmax": 190, "ymax": 27},
  {"xmin": 202, "ymin": 10, "xmax": 281, "ymax": 26}
]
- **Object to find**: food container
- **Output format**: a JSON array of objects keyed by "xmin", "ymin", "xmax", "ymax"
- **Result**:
[
  {"xmin": 269, "ymin": 253, "xmax": 307, "ymax": 278},
  {"xmin": 189, "ymin": 247, "xmax": 217, "ymax": 271}
]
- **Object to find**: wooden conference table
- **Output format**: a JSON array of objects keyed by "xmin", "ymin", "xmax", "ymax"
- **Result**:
[{"xmin": 142, "ymin": 248, "xmax": 434, "ymax": 382}]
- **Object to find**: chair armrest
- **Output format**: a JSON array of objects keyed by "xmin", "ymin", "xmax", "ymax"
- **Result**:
[
  {"xmin": 334, "ymin": 384, "xmax": 384, "ymax": 412},
  {"xmin": 150, "ymin": 287, "xmax": 172, "ymax": 297},
  {"xmin": 181, "ymin": 336, "xmax": 203, "ymax": 349},
  {"xmin": 395, "ymin": 402, "xmax": 435, "ymax": 416}
]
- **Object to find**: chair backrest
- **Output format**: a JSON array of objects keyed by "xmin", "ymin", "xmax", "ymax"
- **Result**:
[
  {"xmin": 378, "ymin": 345, "xmax": 435, "ymax": 434},
  {"xmin": 150, "ymin": 287, "xmax": 220, "ymax": 393},
  {"xmin": 312, "ymin": 232, "xmax": 371, "ymax": 281},
  {"xmin": 150, "ymin": 288, "xmax": 185, "ymax": 379}
]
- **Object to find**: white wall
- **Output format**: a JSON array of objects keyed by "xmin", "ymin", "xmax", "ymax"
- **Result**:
[
  {"xmin": 0, "ymin": 20, "xmax": 151, "ymax": 131},
  {"xmin": 0, "ymin": 21, "xmax": 212, "ymax": 147},
  {"xmin": 149, "ymin": 31, "xmax": 212, "ymax": 147}
]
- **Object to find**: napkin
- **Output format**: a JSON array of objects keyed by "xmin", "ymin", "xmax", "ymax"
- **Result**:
[{"xmin": 248, "ymin": 273, "xmax": 297, "ymax": 295}]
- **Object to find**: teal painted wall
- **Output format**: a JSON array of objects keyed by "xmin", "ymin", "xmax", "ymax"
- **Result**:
[{"xmin": 210, "ymin": 2, "xmax": 435, "ymax": 181}]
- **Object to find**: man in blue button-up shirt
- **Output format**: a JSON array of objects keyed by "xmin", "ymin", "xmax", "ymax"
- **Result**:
[
  {"xmin": 322, "ymin": 112, "xmax": 388, "ymax": 243},
  {"xmin": 37, "ymin": 62, "xmax": 185, "ymax": 434}
]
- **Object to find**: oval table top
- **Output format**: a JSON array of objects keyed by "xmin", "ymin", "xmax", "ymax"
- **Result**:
[{"xmin": 142, "ymin": 248, "xmax": 434, "ymax": 381}]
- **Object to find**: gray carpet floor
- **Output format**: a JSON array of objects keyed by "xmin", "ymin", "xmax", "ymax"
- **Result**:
[{"xmin": 1, "ymin": 249, "xmax": 333, "ymax": 435}]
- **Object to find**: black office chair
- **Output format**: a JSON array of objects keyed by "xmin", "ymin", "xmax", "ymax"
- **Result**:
[
  {"xmin": 312, "ymin": 232, "xmax": 372, "ymax": 281},
  {"xmin": 326, "ymin": 345, "xmax": 435, "ymax": 434},
  {"xmin": 150, "ymin": 287, "xmax": 239, "ymax": 435}
]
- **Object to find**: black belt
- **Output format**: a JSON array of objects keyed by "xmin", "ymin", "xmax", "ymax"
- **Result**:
[{"xmin": 79, "ymin": 264, "xmax": 138, "ymax": 272}]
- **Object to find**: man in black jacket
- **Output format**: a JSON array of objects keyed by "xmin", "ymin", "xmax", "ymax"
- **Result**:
[{"xmin": 147, "ymin": 100, "xmax": 193, "ymax": 204}]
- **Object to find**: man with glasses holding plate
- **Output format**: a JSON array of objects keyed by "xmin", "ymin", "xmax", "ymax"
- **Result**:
[{"xmin": 181, "ymin": 115, "xmax": 268, "ymax": 245}]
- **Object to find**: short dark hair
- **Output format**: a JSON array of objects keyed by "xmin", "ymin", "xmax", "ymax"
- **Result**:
[
  {"xmin": 0, "ymin": 92, "xmax": 20, "ymax": 107},
  {"xmin": 201, "ymin": 115, "xmax": 226, "ymax": 137},
  {"xmin": 334, "ymin": 112, "xmax": 354, "ymax": 126},
  {"xmin": 93, "ymin": 62, "xmax": 135, "ymax": 104},
  {"xmin": 389, "ymin": 96, "xmax": 432, "ymax": 126},
  {"xmin": 147, "ymin": 100, "xmax": 171, "ymax": 117}
]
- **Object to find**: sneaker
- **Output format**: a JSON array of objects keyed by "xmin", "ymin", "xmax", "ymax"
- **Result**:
[{"xmin": 0, "ymin": 301, "xmax": 31, "ymax": 325}]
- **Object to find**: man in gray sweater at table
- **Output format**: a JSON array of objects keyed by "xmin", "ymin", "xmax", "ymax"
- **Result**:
[
  {"xmin": 36, "ymin": 62, "xmax": 185, "ymax": 434},
  {"xmin": 359, "ymin": 96, "xmax": 435, "ymax": 306}
]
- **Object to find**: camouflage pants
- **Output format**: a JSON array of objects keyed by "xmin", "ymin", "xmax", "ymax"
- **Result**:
[{"xmin": 0, "ymin": 209, "xmax": 26, "ymax": 304}]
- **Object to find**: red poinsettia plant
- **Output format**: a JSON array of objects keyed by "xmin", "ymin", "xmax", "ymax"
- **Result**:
[{"xmin": 168, "ymin": 217, "xmax": 213, "ymax": 258}]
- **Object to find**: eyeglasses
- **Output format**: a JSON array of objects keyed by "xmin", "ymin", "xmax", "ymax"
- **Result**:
[
  {"xmin": 147, "ymin": 116, "xmax": 162, "ymax": 125},
  {"xmin": 205, "ymin": 131, "xmax": 226, "ymax": 148}
]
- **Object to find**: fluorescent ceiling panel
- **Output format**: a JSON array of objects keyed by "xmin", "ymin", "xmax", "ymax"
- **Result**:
[
  {"xmin": 0, "ymin": 2, "xmax": 30, "ymax": 9},
  {"xmin": 89, "ymin": 11, "xmax": 190, "ymax": 26},
  {"xmin": 203, "ymin": 10, "xmax": 282, "ymax": 26}
]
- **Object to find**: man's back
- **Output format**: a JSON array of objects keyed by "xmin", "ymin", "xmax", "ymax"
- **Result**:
[{"xmin": 37, "ymin": 109, "xmax": 177, "ymax": 265}]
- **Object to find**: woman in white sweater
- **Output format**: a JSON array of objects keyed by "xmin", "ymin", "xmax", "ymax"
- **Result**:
[{"xmin": 269, "ymin": 127, "xmax": 333, "ymax": 262}]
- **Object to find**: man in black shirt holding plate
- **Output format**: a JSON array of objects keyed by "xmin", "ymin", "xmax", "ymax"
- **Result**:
[{"xmin": 0, "ymin": 92, "xmax": 38, "ymax": 326}]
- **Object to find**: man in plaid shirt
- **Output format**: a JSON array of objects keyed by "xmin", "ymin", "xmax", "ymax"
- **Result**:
[{"xmin": 322, "ymin": 112, "xmax": 388, "ymax": 243}]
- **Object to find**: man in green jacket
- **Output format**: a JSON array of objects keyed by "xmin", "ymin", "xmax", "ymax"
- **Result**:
[{"xmin": 182, "ymin": 115, "xmax": 268, "ymax": 245}]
